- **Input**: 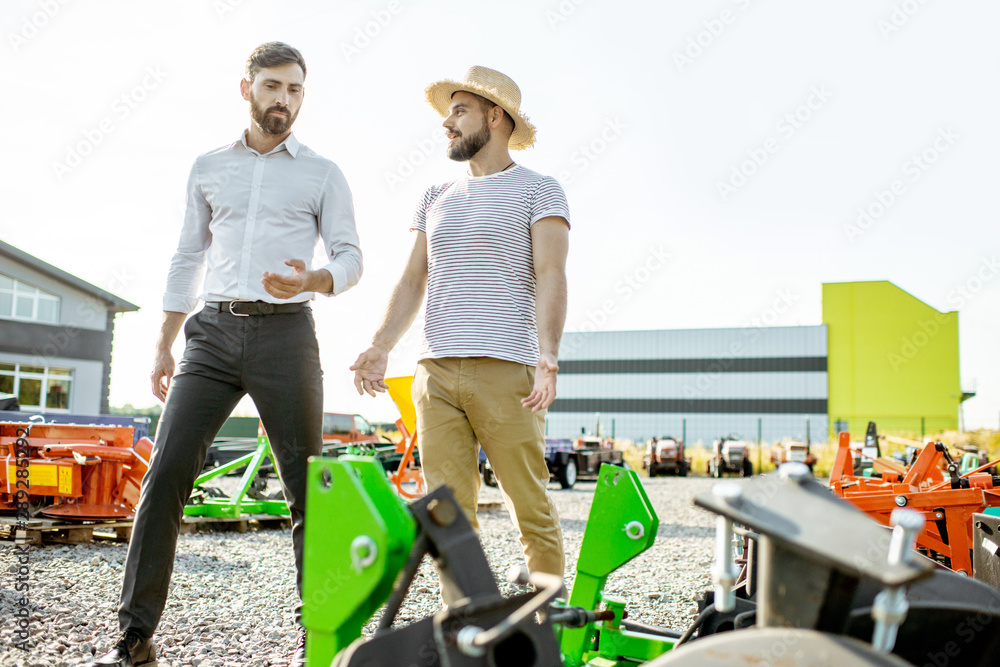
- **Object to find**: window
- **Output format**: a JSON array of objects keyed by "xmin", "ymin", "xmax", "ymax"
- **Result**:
[
  {"xmin": 0, "ymin": 363, "xmax": 73, "ymax": 411},
  {"xmin": 0, "ymin": 273, "xmax": 61, "ymax": 324},
  {"xmin": 323, "ymin": 413, "xmax": 354, "ymax": 434},
  {"xmin": 354, "ymin": 415, "xmax": 374, "ymax": 435}
]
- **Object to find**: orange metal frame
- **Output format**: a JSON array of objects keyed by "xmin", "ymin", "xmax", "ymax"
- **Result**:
[
  {"xmin": 387, "ymin": 418, "xmax": 425, "ymax": 499},
  {"xmin": 0, "ymin": 422, "xmax": 151, "ymax": 518},
  {"xmin": 830, "ymin": 431, "xmax": 1000, "ymax": 575}
]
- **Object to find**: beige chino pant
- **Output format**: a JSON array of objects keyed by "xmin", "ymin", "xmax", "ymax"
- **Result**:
[{"xmin": 413, "ymin": 357, "xmax": 565, "ymax": 603}]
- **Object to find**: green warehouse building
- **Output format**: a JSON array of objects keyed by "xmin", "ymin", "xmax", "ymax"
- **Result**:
[{"xmin": 824, "ymin": 281, "xmax": 968, "ymax": 438}]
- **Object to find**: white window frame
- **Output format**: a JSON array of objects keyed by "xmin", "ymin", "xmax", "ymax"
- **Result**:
[
  {"xmin": 0, "ymin": 363, "xmax": 73, "ymax": 412},
  {"xmin": 0, "ymin": 273, "xmax": 61, "ymax": 324}
]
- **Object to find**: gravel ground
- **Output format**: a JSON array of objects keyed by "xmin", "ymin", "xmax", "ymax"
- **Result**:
[{"xmin": 0, "ymin": 474, "xmax": 719, "ymax": 667}]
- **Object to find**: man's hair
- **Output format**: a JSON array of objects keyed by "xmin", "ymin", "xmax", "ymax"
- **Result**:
[
  {"xmin": 475, "ymin": 95, "xmax": 515, "ymax": 138},
  {"xmin": 246, "ymin": 42, "xmax": 306, "ymax": 82}
]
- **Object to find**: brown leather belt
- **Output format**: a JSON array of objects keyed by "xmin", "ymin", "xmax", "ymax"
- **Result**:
[{"xmin": 205, "ymin": 301, "xmax": 307, "ymax": 316}]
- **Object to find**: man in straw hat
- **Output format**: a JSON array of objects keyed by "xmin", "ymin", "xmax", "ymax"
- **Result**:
[{"xmin": 352, "ymin": 66, "xmax": 569, "ymax": 602}]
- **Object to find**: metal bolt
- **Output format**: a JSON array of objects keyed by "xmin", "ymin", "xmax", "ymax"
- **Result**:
[
  {"xmin": 936, "ymin": 513, "xmax": 944, "ymax": 519},
  {"xmin": 624, "ymin": 520, "xmax": 645, "ymax": 540},
  {"xmin": 894, "ymin": 495, "xmax": 907, "ymax": 507},
  {"xmin": 779, "ymin": 462, "xmax": 810, "ymax": 483},
  {"xmin": 887, "ymin": 508, "xmax": 924, "ymax": 567},
  {"xmin": 712, "ymin": 481, "xmax": 743, "ymax": 504},
  {"xmin": 427, "ymin": 498, "xmax": 457, "ymax": 527},
  {"xmin": 709, "ymin": 483, "xmax": 742, "ymax": 613},
  {"xmin": 457, "ymin": 626, "xmax": 485, "ymax": 657},
  {"xmin": 350, "ymin": 535, "xmax": 378, "ymax": 574}
]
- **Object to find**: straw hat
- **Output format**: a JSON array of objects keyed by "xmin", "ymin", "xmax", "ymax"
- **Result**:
[{"xmin": 425, "ymin": 66, "xmax": 536, "ymax": 150}]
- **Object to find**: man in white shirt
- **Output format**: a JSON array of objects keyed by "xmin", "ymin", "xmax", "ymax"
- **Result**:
[
  {"xmin": 98, "ymin": 42, "xmax": 361, "ymax": 667},
  {"xmin": 351, "ymin": 66, "xmax": 569, "ymax": 604}
]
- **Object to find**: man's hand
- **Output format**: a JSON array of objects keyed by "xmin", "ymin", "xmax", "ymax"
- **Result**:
[
  {"xmin": 351, "ymin": 346, "xmax": 390, "ymax": 397},
  {"xmin": 522, "ymin": 352, "xmax": 559, "ymax": 413},
  {"xmin": 262, "ymin": 259, "xmax": 332, "ymax": 299},
  {"xmin": 151, "ymin": 349, "xmax": 175, "ymax": 402}
]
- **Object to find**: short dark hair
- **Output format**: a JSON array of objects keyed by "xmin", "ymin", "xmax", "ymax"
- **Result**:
[
  {"xmin": 474, "ymin": 94, "xmax": 515, "ymax": 137},
  {"xmin": 246, "ymin": 42, "xmax": 306, "ymax": 82}
]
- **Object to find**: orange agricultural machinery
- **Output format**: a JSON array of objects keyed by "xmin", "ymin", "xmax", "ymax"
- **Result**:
[
  {"xmin": 0, "ymin": 421, "xmax": 151, "ymax": 520},
  {"xmin": 830, "ymin": 429, "xmax": 1000, "ymax": 575},
  {"xmin": 382, "ymin": 376, "xmax": 425, "ymax": 499}
]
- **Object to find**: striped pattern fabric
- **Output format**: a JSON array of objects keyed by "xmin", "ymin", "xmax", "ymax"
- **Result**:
[{"xmin": 411, "ymin": 165, "xmax": 570, "ymax": 366}]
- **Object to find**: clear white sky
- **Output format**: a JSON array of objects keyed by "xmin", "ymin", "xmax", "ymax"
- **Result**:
[{"xmin": 2, "ymin": 0, "xmax": 997, "ymax": 429}]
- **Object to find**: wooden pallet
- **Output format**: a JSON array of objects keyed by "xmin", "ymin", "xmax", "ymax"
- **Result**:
[
  {"xmin": 0, "ymin": 515, "xmax": 133, "ymax": 546},
  {"xmin": 180, "ymin": 513, "xmax": 292, "ymax": 534}
]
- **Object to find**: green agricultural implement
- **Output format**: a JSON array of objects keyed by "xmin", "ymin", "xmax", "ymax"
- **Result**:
[
  {"xmin": 184, "ymin": 430, "xmax": 289, "ymax": 519},
  {"xmin": 301, "ymin": 458, "xmax": 1000, "ymax": 666}
]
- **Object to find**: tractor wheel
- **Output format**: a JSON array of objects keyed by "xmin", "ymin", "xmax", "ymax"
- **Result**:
[
  {"xmin": 558, "ymin": 458, "xmax": 578, "ymax": 489},
  {"xmin": 482, "ymin": 465, "xmax": 497, "ymax": 488},
  {"xmin": 742, "ymin": 458, "xmax": 753, "ymax": 477},
  {"xmin": 678, "ymin": 460, "xmax": 688, "ymax": 477},
  {"xmin": 649, "ymin": 466, "xmax": 658, "ymax": 478}
]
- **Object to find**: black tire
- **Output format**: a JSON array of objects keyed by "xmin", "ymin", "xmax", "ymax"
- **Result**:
[
  {"xmin": 742, "ymin": 458, "xmax": 753, "ymax": 477},
  {"xmin": 482, "ymin": 465, "xmax": 498, "ymax": 488},
  {"xmin": 558, "ymin": 458, "xmax": 578, "ymax": 489},
  {"xmin": 678, "ymin": 460, "xmax": 688, "ymax": 477},
  {"xmin": 648, "ymin": 466, "xmax": 658, "ymax": 478}
]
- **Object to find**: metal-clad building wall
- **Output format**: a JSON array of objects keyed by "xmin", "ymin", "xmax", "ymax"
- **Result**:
[{"xmin": 550, "ymin": 326, "xmax": 828, "ymax": 444}]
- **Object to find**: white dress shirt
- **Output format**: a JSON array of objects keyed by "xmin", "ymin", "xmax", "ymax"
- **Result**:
[{"xmin": 163, "ymin": 132, "xmax": 363, "ymax": 313}]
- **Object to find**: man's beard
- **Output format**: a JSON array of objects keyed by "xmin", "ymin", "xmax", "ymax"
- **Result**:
[
  {"xmin": 249, "ymin": 92, "xmax": 297, "ymax": 135},
  {"xmin": 447, "ymin": 118, "xmax": 490, "ymax": 161}
]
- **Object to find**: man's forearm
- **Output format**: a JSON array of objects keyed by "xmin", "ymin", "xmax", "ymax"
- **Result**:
[
  {"xmin": 156, "ymin": 311, "xmax": 188, "ymax": 353},
  {"xmin": 307, "ymin": 268, "xmax": 334, "ymax": 294},
  {"xmin": 535, "ymin": 271, "xmax": 567, "ymax": 357},
  {"xmin": 371, "ymin": 277, "xmax": 426, "ymax": 352}
]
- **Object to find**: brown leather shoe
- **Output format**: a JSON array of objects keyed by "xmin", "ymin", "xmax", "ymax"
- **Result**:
[{"xmin": 95, "ymin": 630, "xmax": 158, "ymax": 666}]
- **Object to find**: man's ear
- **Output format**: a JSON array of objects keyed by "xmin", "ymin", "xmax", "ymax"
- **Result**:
[
  {"xmin": 240, "ymin": 78, "xmax": 251, "ymax": 101},
  {"xmin": 490, "ymin": 104, "xmax": 505, "ymax": 130}
]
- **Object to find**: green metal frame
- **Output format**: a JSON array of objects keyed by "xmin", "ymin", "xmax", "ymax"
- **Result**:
[
  {"xmin": 302, "ymin": 456, "xmax": 416, "ymax": 666},
  {"xmin": 559, "ymin": 464, "xmax": 672, "ymax": 666},
  {"xmin": 183, "ymin": 433, "xmax": 289, "ymax": 519},
  {"xmin": 300, "ymin": 460, "xmax": 671, "ymax": 666}
]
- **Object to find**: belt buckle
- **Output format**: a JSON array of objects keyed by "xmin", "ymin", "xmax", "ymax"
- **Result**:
[{"xmin": 228, "ymin": 300, "xmax": 251, "ymax": 317}]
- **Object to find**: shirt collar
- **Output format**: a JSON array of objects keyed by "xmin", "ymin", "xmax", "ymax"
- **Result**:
[{"xmin": 234, "ymin": 130, "xmax": 300, "ymax": 158}]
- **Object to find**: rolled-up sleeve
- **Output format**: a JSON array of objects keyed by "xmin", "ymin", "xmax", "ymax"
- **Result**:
[
  {"xmin": 162, "ymin": 160, "xmax": 211, "ymax": 313},
  {"xmin": 317, "ymin": 164, "xmax": 363, "ymax": 296}
]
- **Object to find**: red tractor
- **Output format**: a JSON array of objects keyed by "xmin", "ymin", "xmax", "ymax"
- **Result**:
[{"xmin": 645, "ymin": 436, "xmax": 688, "ymax": 477}]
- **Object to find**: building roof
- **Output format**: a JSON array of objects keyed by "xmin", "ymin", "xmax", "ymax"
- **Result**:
[{"xmin": 0, "ymin": 241, "xmax": 139, "ymax": 313}]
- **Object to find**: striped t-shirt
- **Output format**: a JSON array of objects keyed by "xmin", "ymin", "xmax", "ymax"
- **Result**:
[{"xmin": 411, "ymin": 165, "xmax": 570, "ymax": 366}]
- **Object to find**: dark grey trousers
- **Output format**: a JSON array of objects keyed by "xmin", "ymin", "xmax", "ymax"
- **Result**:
[{"xmin": 118, "ymin": 306, "xmax": 323, "ymax": 637}]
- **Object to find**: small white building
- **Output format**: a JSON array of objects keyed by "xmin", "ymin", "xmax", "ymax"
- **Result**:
[{"xmin": 0, "ymin": 241, "xmax": 138, "ymax": 415}]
